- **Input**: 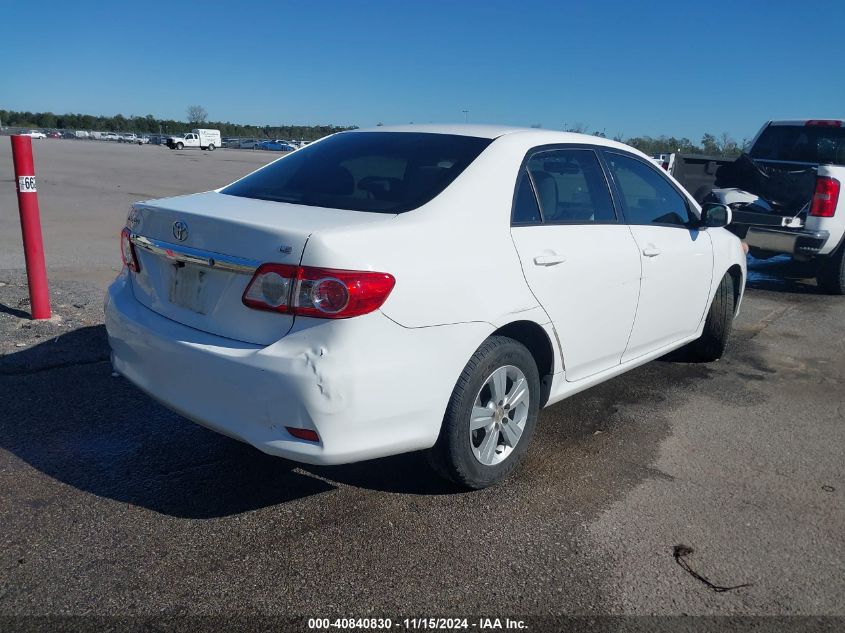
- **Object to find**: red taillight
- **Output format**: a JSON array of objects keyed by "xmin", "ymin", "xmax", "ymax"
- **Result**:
[
  {"xmin": 120, "ymin": 228, "xmax": 140, "ymax": 272},
  {"xmin": 809, "ymin": 177, "xmax": 841, "ymax": 218},
  {"xmin": 805, "ymin": 120, "xmax": 842, "ymax": 127},
  {"xmin": 242, "ymin": 264, "xmax": 395, "ymax": 319},
  {"xmin": 285, "ymin": 427, "xmax": 320, "ymax": 442}
]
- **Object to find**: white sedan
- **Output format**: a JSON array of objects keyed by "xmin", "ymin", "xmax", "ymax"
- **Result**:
[
  {"xmin": 105, "ymin": 125, "xmax": 746, "ymax": 488},
  {"xmin": 20, "ymin": 130, "xmax": 47, "ymax": 139}
]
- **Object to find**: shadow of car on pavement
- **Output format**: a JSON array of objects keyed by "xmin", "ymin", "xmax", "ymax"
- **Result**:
[{"xmin": 0, "ymin": 326, "xmax": 465, "ymax": 520}]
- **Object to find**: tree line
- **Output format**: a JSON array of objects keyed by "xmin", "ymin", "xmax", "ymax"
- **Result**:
[
  {"xmin": 0, "ymin": 108, "xmax": 747, "ymax": 155},
  {"xmin": 624, "ymin": 132, "xmax": 745, "ymax": 158},
  {"xmin": 0, "ymin": 109, "xmax": 355, "ymax": 141},
  {"xmin": 561, "ymin": 123, "xmax": 746, "ymax": 157}
]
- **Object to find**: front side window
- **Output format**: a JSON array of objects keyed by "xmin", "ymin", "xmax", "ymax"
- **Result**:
[
  {"xmin": 604, "ymin": 152, "xmax": 692, "ymax": 226},
  {"xmin": 222, "ymin": 132, "xmax": 492, "ymax": 213},
  {"xmin": 525, "ymin": 149, "xmax": 616, "ymax": 223}
]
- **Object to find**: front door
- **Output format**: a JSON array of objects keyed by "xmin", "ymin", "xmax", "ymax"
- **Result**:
[{"xmin": 601, "ymin": 151, "xmax": 713, "ymax": 361}]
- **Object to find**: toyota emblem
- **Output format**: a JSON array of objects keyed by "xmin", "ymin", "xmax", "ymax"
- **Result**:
[{"xmin": 172, "ymin": 221, "xmax": 189, "ymax": 242}]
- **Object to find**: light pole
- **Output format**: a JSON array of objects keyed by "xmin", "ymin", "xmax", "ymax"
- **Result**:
[{"xmin": 462, "ymin": 110, "xmax": 469, "ymax": 123}]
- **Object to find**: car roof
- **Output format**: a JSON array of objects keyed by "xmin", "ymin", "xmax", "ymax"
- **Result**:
[{"xmin": 348, "ymin": 123, "xmax": 639, "ymax": 153}]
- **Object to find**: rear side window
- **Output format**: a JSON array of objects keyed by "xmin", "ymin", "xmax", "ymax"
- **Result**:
[
  {"xmin": 222, "ymin": 132, "xmax": 492, "ymax": 213},
  {"xmin": 605, "ymin": 153, "xmax": 692, "ymax": 226},
  {"xmin": 512, "ymin": 170, "xmax": 542, "ymax": 224},
  {"xmin": 525, "ymin": 149, "xmax": 616, "ymax": 223},
  {"xmin": 750, "ymin": 124, "xmax": 845, "ymax": 165}
]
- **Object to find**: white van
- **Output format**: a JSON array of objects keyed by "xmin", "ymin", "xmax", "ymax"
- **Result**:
[{"xmin": 165, "ymin": 128, "xmax": 222, "ymax": 151}]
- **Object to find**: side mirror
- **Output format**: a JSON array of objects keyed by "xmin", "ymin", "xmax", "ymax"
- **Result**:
[{"xmin": 700, "ymin": 202, "xmax": 732, "ymax": 228}]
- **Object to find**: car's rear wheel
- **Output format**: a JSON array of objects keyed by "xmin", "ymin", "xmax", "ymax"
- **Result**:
[
  {"xmin": 687, "ymin": 273, "xmax": 735, "ymax": 361},
  {"xmin": 207, "ymin": 143, "xmax": 215, "ymax": 151},
  {"xmin": 816, "ymin": 244, "xmax": 845, "ymax": 295},
  {"xmin": 428, "ymin": 336, "xmax": 540, "ymax": 489}
]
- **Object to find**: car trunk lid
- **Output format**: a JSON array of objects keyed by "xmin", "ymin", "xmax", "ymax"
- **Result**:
[{"xmin": 126, "ymin": 191, "xmax": 393, "ymax": 345}]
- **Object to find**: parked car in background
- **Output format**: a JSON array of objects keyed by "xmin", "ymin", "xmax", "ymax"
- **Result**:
[
  {"xmin": 75, "ymin": 130, "xmax": 90, "ymax": 139},
  {"xmin": 47, "ymin": 131, "xmax": 62, "ymax": 139},
  {"xmin": 120, "ymin": 133, "xmax": 138, "ymax": 143},
  {"xmin": 103, "ymin": 133, "xmax": 120, "ymax": 141},
  {"xmin": 222, "ymin": 138, "xmax": 240, "ymax": 149},
  {"xmin": 20, "ymin": 130, "xmax": 47, "ymax": 139},
  {"xmin": 106, "ymin": 125, "xmax": 745, "ymax": 489},
  {"xmin": 238, "ymin": 138, "xmax": 257, "ymax": 149},
  {"xmin": 258, "ymin": 140, "xmax": 297, "ymax": 152},
  {"xmin": 61, "ymin": 131, "xmax": 76, "ymax": 139},
  {"xmin": 165, "ymin": 128, "xmax": 221, "ymax": 151},
  {"xmin": 137, "ymin": 135, "xmax": 150, "ymax": 145},
  {"xmin": 669, "ymin": 119, "xmax": 845, "ymax": 293}
]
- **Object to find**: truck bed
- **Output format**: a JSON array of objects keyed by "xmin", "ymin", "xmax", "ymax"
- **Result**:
[{"xmin": 668, "ymin": 154, "xmax": 735, "ymax": 202}]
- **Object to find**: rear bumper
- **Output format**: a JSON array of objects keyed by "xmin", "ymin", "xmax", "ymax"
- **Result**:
[
  {"xmin": 105, "ymin": 272, "xmax": 491, "ymax": 465},
  {"xmin": 745, "ymin": 227, "xmax": 830, "ymax": 256}
]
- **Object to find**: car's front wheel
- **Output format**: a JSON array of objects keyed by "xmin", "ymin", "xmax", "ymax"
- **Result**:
[
  {"xmin": 175, "ymin": 142, "xmax": 184, "ymax": 150},
  {"xmin": 686, "ymin": 273, "xmax": 735, "ymax": 361},
  {"xmin": 428, "ymin": 336, "xmax": 540, "ymax": 489}
]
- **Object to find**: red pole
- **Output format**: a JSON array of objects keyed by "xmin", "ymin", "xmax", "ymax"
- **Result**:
[{"xmin": 10, "ymin": 135, "xmax": 51, "ymax": 319}]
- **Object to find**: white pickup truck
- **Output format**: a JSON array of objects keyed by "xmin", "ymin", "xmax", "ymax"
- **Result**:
[
  {"xmin": 165, "ymin": 128, "xmax": 221, "ymax": 151},
  {"xmin": 670, "ymin": 120, "xmax": 845, "ymax": 293}
]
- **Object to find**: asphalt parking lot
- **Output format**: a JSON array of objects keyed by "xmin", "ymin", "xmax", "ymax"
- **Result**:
[
  {"xmin": 0, "ymin": 141, "xmax": 843, "ymax": 623},
  {"xmin": 0, "ymin": 140, "xmax": 276, "ymax": 288}
]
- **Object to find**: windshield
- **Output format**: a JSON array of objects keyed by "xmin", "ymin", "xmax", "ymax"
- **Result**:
[
  {"xmin": 750, "ymin": 124, "xmax": 845, "ymax": 165},
  {"xmin": 221, "ymin": 131, "xmax": 492, "ymax": 213}
]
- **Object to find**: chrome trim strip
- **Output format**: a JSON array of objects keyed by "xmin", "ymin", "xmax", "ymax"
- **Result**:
[{"xmin": 129, "ymin": 233, "xmax": 260, "ymax": 275}]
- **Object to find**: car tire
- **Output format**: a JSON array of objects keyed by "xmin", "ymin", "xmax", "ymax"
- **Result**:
[
  {"xmin": 816, "ymin": 244, "xmax": 845, "ymax": 295},
  {"xmin": 207, "ymin": 144, "xmax": 215, "ymax": 151},
  {"xmin": 175, "ymin": 142, "xmax": 184, "ymax": 150},
  {"xmin": 687, "ymin": 273, "xmax": 735, "ymax": 362},
  {"xmin": 427, "ymin": 336, "xmax": 540, "ymax": 489}
]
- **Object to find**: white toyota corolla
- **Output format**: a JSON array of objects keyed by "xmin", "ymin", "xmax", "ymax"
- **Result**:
[{"xmin": 105, "ymin": 125, "xmax": 746, "ymax": 488}]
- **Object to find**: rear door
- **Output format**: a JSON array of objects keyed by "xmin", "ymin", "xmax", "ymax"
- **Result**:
[
  {"xmin": 510, "ymin": 147, "xmax": 642, "ymax": 382},
  {"xmin": 601, "ymin": 151, "xmax": 713, "ymax": 361}
]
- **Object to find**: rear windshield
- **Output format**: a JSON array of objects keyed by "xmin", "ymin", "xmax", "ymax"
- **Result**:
[
  {"xmin": 221, "ymin": 132, "xmax": 492, "ymax": 213},
  {"xmin": 750, "ymin": 124, "xmax": 845, "ymax": 165}
]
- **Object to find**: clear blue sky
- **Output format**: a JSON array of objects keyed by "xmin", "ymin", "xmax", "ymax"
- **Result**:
[{"xmin": 2, "ymin": 0, "xmax": 844, "ymax": 142}]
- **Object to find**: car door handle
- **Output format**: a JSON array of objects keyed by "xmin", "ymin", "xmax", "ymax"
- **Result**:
[
  {"xmin": 533, "ymin": 254, "xmax": 567, "ymax": 266},
  {"xmin": 642, "ymin": 247, "xmax": 661, "ymax": 258}
]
